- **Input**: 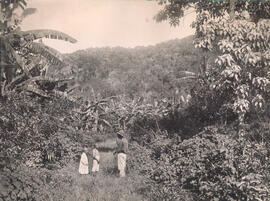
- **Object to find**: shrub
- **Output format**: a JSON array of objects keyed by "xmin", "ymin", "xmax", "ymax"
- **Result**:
[
  {"xmin": 129, "ymin": 79, "xmax": 238, "ymax": 145},
  {"xmin": 131, "ymin": 126, "xmax": 270, "ymax": 200},
  {"xmin": 0, "ymin": 91, "xmax": 90, "ymax": 171}
]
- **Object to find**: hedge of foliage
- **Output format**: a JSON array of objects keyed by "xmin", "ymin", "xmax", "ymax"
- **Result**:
[
  {"xmin": 129, "ymin": 126, "xmax": 270, "ymax": 201},
  {"xmin": 0, "ymin": 92, "xmax": 93, "ymax": 200},
  {"xmin": 0, "ymin": 92, "xmax": 86, "ymax": 168}
]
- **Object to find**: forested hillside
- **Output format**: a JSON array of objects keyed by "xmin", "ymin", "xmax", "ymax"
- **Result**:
[{"xmin": 65, "ymin": 35, "xmax": 202, "ymax": 101}]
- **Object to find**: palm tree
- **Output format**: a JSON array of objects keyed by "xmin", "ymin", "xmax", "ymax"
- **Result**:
[{"xmin": 0, "ymin": 0, "xmax": 77, "ymax": 98}]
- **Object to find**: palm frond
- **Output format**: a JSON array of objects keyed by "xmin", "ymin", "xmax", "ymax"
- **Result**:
[
  {"xmin": 1, "ymin": 0, "xmax": 28, "ymax": 10},
  {"xmin": 26, "ymin": 56, "xmax": 42, "ymax": 72},
  {"xmin": 52, "ymin": 64, "xmax": 78, "ymax": 80},
  {"xmin": 3, "ymin": 38, "xmax": 31, "ymax": 76},
  {"xmin": 5, "ymin": 73, "xmax": 27, "ymax": 91},
  {"xmin": 22, "ymin": 29, "xmax": 77, "ymax": 43},
  {"xmin": 34, "ymin": 76, "xmax": 73, "ymax": 83},
  {"xmin": 25, "ymin": 82, "xmax": 49, "ymax": 98},
  {"xmin": 11, "ymin": 75, "xmax": 75, "ymax": 100},
  {"xmin": 9, "ymin": 75, "xmax": 72, "ymax": 92},
  {"xmin": 17, "ymin": 76, "xmax": 72, "ymax": 86},
  {"xmin": 30, "ymin": 42, "xmax": 63, "ymax": 65},
  {"xmin": 20, "ymin": 8, "xmax": 37, "ymax": 19}
]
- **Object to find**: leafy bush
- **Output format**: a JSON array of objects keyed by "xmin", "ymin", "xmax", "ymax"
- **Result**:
[
  {"xmin": 0, "ymin": 92, "xmax": 89, "ymax": 171},
  {"xmin": 128, "ymin": 78, "xmax": 238, "ymax": 145},
  {"xmin": 130, "ymin": 126, "xmax": 270, "ymax": 201}
]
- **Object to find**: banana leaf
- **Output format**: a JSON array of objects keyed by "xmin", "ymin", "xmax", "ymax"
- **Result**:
[{"xmin": 22, "ymin": 29, "xmax": 77, "ymax": 43}]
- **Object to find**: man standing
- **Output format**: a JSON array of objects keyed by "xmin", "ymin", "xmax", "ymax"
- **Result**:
[{"xmin": 115, "ymin": 130, "xmax": 128, "ymax": 177}]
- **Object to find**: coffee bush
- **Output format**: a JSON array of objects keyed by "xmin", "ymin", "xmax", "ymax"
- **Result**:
[{"xmin": 131, "ymin": 126, "xmax": 270, "ymax": 200}]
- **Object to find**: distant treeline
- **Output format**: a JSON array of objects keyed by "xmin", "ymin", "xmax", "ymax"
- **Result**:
[{"xmin": 64, "ymin": 35, "xmax": 203, "ymax": 101}]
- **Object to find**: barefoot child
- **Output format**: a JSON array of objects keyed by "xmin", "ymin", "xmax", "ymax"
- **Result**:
[
  {"xmin": 79, "ymin": 147, "xmax": 89, "ymax": 175},
  {"xmin": 92, "ymin": 144, "xmax": 100, "ymax": 175}
]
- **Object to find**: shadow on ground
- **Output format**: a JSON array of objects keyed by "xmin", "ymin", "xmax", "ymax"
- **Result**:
[{"xmin": 98, "ymin": 146, "xmax": 115, "ymax": 152}]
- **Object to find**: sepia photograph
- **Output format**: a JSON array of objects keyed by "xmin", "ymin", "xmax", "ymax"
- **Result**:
[{"xmin": 1, "ymin": 0, "xmax": 270, "ymax": 200}]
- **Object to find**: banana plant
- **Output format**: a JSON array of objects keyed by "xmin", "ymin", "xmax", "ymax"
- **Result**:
[
  {"xmin": 76, "ymin": 89, "xmax": 115, "ymax": 132},
  {"xmin": 0, "ymin": 0, "xmax": 77, "ymax": 98}
]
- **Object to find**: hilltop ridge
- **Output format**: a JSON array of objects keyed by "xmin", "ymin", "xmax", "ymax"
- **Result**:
[{"xmin": 64, "ymin": 35, "xmax": 202, "ymax": 100}]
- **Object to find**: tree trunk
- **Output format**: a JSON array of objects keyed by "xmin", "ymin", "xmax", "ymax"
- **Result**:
[
  {"xmin": 0, "ymin": 36, "xmax": 4, "ymax": 97},
  {"xmin": 230, "ymin": 0, "xmax": 236, "ymax": 20},
  {"xmin": 200, "ymin": 50, "xmax": 207, "ymax": 75},
  {"xmin": 92, "ymin": 110, "xmax": 99, "ymax": 132}
]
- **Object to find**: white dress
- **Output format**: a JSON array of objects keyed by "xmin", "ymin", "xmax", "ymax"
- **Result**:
[
  {"xmin": 79, "ymin": 152, "xmax": 89, "ymax": 174},
  {"xmin": 92, "ymin": 148, "xmax": 100, "ymax": 172},
  {"xmin": 117, "ymin": 153, "xmax": 126, "ymax": 177}
]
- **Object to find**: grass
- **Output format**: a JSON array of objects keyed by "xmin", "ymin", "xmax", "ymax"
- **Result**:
[{"xmin": 37, "ymin": 138, "xmax": 149, "ymax": 201}]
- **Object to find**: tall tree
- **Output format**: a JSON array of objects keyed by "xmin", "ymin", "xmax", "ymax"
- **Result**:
[
  {"xmin": 155, "ymin": 0, "xmax": 270, "ymax": 126},
  {"xmin": 155, "ymin": 0, "xmax": 270, "ymax": 26}
]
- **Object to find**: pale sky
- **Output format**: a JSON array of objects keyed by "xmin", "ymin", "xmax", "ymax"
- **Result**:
[{"xmin": 21, "ymin": 0, "xmax": 195, "ymax": 53}]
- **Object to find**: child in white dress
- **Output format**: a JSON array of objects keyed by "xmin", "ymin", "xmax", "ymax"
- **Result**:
[
  {"xmin": 92, "ymin": 144, "xmax": 100, "ymax": 175},
  {"xmin": 79, "ymin": 147, "xmax": 89, "ymax": 174}
]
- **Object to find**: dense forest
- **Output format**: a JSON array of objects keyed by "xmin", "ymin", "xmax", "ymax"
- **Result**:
[{"xmin": 64, "ymin": 35, "xmax": 202, "ymax": 101}]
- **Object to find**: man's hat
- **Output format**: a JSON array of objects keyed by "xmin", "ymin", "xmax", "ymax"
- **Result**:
[{"xmin": 117, "ymin": 130, "xmax": 125, "ymax": 137}]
